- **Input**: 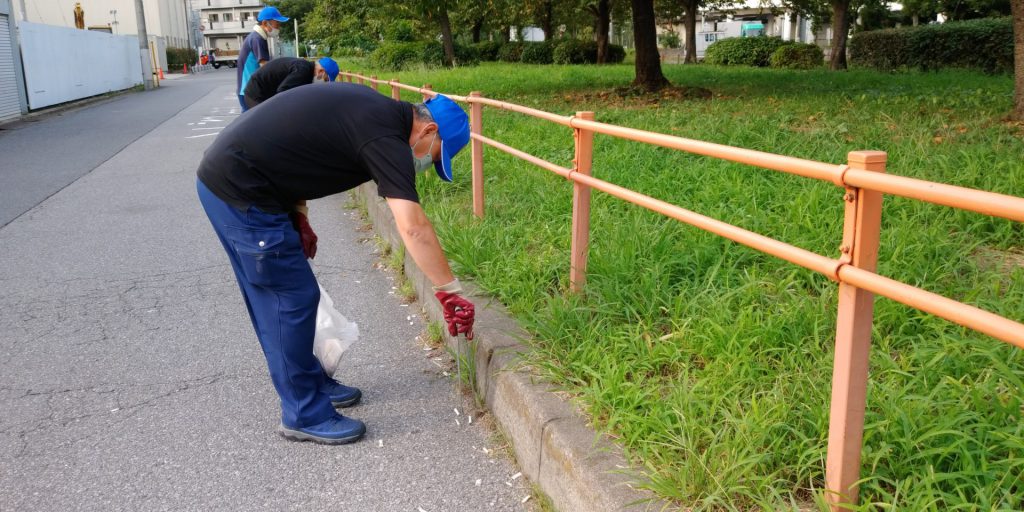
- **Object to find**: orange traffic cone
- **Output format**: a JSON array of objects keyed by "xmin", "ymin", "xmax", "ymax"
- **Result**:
[
  {"xmin": 158, "ymin": 67, "xmax": 164, "ymax": 79},
  {"xmin": 183, "ymin": 63, "xmax": 188, "ymax": 74}
]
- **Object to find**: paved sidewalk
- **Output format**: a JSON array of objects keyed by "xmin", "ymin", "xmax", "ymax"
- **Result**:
[{"xmin": 0, "ymin": 72, "xmax": 530, "ymax": 511}]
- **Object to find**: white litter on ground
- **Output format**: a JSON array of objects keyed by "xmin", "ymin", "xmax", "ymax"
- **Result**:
[
  {"xmin": 521, "ymin": 496, "xmax": 531, "ymax": 504},
  {"xmin": 454, "ymin": 408, "xmax": 460, "ymax": 415},
  {"xmin": 378, "ymin": 439, "xmax": 383, "ymax": 447},
  {"xmin": 511, "ymin": 472, "xmax": 522, "ymax": 480},
  {"xmin": 475, "ymin": 479, "xmax": 482, "ymax": 486}
]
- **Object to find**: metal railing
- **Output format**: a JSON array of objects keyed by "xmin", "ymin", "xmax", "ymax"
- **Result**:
[{"xmin": 339, "ymin": 71, "xmax": 1024, "ymax": 509}]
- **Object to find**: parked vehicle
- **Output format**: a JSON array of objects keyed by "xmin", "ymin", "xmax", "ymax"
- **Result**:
[{"xmin": 209, "ymin": 49, "xmax": 238, "ymax": 69}]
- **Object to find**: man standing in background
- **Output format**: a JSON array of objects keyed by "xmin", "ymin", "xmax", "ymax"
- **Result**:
[{"xmin": 237, "ymin": 6, "xmax": 288, "ymax": 112}]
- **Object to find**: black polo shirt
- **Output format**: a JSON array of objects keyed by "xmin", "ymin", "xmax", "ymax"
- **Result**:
[
  {"xmin": 243, "ymin": 57, "xmax": 315, "ymax": 107},
  {"xmin": 198, "ymin": 83, "xmax": 418, "ymax": 213}
]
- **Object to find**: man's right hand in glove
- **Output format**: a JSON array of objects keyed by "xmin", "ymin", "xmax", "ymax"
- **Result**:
[
  {"xmin": 290, "ymin": 205, "xmax": 318, "ymax": 260},
  {"xmin": 434, "ymin": 280, "xmax": 475, "ymax": 340}
]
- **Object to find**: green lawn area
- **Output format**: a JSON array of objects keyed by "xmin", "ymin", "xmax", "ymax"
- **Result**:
[{"xmin": 339, "ymin": 60, "xmax": 1024, "ymax": 510}]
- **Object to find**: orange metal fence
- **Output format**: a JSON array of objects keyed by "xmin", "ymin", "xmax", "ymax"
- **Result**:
[{"xmin": 340, "ymin": 71, "xmax": 1024, "ymax": 509}]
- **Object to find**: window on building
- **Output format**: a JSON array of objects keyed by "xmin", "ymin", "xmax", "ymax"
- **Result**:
[
  {"xmin": 223, "ymin": 13, "xmax": 233, "ymax": 22},
  {"xmin": 209, "ymin": 13, "xmax": 218, "ymax": 23},
  {"xmin": 242, "ymin": 12, "xmax": 251, "ymax": 21}
]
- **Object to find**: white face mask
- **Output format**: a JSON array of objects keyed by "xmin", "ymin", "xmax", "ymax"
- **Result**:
[{"xmin": 411, "ymin": 133, "xmax": 436, "ymax": 174}]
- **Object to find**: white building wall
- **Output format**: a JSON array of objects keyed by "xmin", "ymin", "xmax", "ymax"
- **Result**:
[
  {"xmin": 13, "ymin": 0, "xmax": 188, "ymax": 47},
  {"xmin": 20, "ymin": 21, "xmax": 141, "ymax": 109}
]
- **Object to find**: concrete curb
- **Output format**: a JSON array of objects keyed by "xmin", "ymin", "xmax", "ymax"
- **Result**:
[{"xmin": 355, "ymin": 183, "xmax": 668, "ymax": 512}]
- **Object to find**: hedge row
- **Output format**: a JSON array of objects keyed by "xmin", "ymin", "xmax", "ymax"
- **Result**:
[
  {"xmin": 369, "ymin": 41, "xmax": 481, "ymax": 70},
  {"xmin": 368, "ymin": 39, "xmax": 626, "ymax": 70},
  {"xmin": 495, "ymin": 40, "xmax": 625, "ymax": 65},
  {"xmin": 849, "ymin": 17, "xmax": 1013, "ymax": 73},
  {"xmin": 166, "ymin": 47, "xmax": 197, "ymax": 71}
]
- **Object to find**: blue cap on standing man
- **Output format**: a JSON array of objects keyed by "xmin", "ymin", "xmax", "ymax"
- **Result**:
[{"xmin": 257, "ymin": 6, "xmax": 289, "ymax": 23}]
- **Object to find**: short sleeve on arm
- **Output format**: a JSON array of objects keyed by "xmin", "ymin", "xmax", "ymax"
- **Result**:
[
  {"xmin": 358, "ymin": 137, "xmax": 419, "ymax": 203},
  {"xmin": 256, "ymin": 38, "xmax": 270, "ymax": 62}
]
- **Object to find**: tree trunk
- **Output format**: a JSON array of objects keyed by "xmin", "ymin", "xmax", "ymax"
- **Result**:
[
  {"xmin": 829, "ymin": 0, "xmax": 851, "ymax": 70},
  {"xmin": 438, "ymin": 7, "xmax": 456, "ymax": 67},
  {"xmin": 540, "ymin": 1, "xmax": 554, "ymax": 40},
  {"xmin": 631, "ymin": 0, "xmax": 670, "ymax": 90},
  {"xmin": 595, "ymin": 0, "xmax": 611, "ymax": 64},
  {"xmin": 472, "ymin": 18, "xmax": 484, "ymax": 43},
  {"xmin": 500, "ymin": 25, "xmax": 511, "ymax": 43},
  {"xmin": 1014, "ymin": 0, "xmax": 1023, "ymax": 120},
  {"xmin": 912, "ymin": 13, "xmax": 919, "ymax": 26},
  {"xmin": 683, "ymin": 0, "xmax": 698, "ymax": 64}
]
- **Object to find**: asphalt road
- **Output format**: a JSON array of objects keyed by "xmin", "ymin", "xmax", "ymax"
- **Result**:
[{"xmin": 0, "ymin": 70, "xmax": 529, "ymax": 511}]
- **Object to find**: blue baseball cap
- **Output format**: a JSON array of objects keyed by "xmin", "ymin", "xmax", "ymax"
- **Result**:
[
  {"xmin": 257, "ymin": 6, "xmax": 289, "ymax": 22},
  {"xmin": 317, "ymin": 57, "xmax": 339, "ymax": 82},
  {"xmin": 424, "ymin": 94, "xmax": 470, "ymax": 182}
]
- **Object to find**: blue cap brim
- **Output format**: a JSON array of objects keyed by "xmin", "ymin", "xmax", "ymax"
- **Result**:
[
  {"xmin": 434, "ymin": 140, "xmax": 453, "ymax": 182},
  {"xmin": 270, "ymin": 15, "xmax": 289, "ymax": 22}
]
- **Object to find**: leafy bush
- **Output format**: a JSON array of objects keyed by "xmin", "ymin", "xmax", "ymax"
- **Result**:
[
  {"xmin": 704, "ymin": 36, "xmax": 789, "ymax": 67},
  {"xmin": 606, "ymin": 44, "xmax": 626, "ymax": 63},
  {"xmin": 660, "ymin": 30, "xmax": 681, "ymax": 49},
  {"xmin": 472, "ymin": 41, "xmax": 503, "ymax": 61},
  {"xmin": 497, "ymin": 42, "xmax": 525, "ymax": 62},
  {"xmin": 368, "ymin": 42, "xmax": 425, "ymax": 70},
  {"xmin": 383, "ymin": 20, "xmax": 416, "ymax": 42},
  {"xmin": 769, "ymin": 43, "xmax": 824, "ymax": 69},
  {"xmin": 849, "ymin": 17, "xmax": 1013, "ymax": 73},
  {"xmin": 166, "ymin": 47, "xmax": 197, "ymax": 71},
  {"xmin": 421, "ymin": 42, "xmax": 480, "ymax": 68},
  {"xmin": 553, "ymin": 39, "xmax": 599, "ymax": 64},
  {"xmin": 521, "ymin": 41, "xmax": 555, "ymax": 64}
]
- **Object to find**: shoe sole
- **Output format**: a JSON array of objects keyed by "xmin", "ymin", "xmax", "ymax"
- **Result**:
[
  {"xmin": 277, "ymin": 425, "xmax": 365, "ymax": 445},
  {"xmin": 330, "ymin": 394, "xmax": 361, "ymax": 408}
]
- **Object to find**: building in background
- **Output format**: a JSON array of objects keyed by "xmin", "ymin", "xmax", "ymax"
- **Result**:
[
  {"xmin": 12, "ymin": 0, "xmax": 192, "ymax": 70},
  {"xmin": 657, "ymin": 0, "xmax": 828, "ymax": 61},
  {"xmin": 191, "ymin": 0, "xmax": 266, "ymax": 58}
]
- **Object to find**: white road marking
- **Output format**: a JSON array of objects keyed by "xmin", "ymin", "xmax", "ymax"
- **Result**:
[{"xmin": 186, "ymin": 132, "xmax": 220, "ymax": 139}]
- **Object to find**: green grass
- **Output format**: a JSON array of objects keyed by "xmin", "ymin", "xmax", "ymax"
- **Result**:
[{"xmin": 339, "ymin": 61, "xmax": 1024, "ymax": 510}]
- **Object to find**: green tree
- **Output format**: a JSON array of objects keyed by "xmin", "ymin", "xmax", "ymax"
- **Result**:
[
  {"xmin": 584, "ymin": 0, "xmax": 630, "ymax": 63},
  {"xmin": 631, "ymin": 0, "xmax": 670, "ymax": 90},
  {"xmin": 274, "ymin": 0, "xmax": 316, "ymax": 46},
  {"xmin": 1014, "ymin": 0, "xmax": 1023, "ymax": 119}
]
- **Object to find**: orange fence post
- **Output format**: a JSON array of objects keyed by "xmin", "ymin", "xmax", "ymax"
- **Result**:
[
  {"xmin": 371, "ymin": 75, "xmax": 379, "ymax": 92},
  {"xmin": 390, "ymin": 78, "xmax": 400, "ymax": 100},
  {"xmin": 422, "ymin": 84, "xmax": 433, "ymax": 102},
  {"xmin": 569, "ymin": 112, "xmax": 596, "ymax": 293},
  {"xmin": 469, "ymin": 92, "xmax": 485, "ymax": 218},
  {"xmin": 825, "ymin": 150, "xmax": 887, "ymax": 509}
]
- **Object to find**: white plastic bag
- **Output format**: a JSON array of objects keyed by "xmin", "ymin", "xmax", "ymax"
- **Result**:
[{"xmin": 313, "ymin": 283, "xmax": 359, "ymax": 377}]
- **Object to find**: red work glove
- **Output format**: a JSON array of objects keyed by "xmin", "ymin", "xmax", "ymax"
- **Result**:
[
  {"xmin": 435, "ymin": 288, "xmax": 475, "ymax": 340},
  {"xmin": 290, "ymin": 211, "xmax": 318, "ymax": 259}
]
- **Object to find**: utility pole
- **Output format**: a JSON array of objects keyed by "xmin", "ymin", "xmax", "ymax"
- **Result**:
[
  {"xmin": 183, "ymin": 0, "xmax": 193, "ymax": 66},
  {"xmin": 294, "ymin": 18, "xmax": 298, "ymax": 57},
  {"xmin": 135, "ymin": 0, "xmax": 154, "ymax": 90}
]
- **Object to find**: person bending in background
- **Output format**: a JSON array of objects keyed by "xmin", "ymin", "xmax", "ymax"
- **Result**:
[{"xmin": 243, "ymin": 57, "xmax": 339, "ymax": 110}]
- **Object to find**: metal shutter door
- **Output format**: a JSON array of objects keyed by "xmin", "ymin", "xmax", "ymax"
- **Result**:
[{"xmin": 0, "ymin": 14, "xmax": 21, "ymax": 122}]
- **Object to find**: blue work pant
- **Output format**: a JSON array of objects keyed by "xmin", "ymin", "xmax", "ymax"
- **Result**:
[{"xmin": 197, "ymin": 179, "xmax": 335, "ymax": 428}]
